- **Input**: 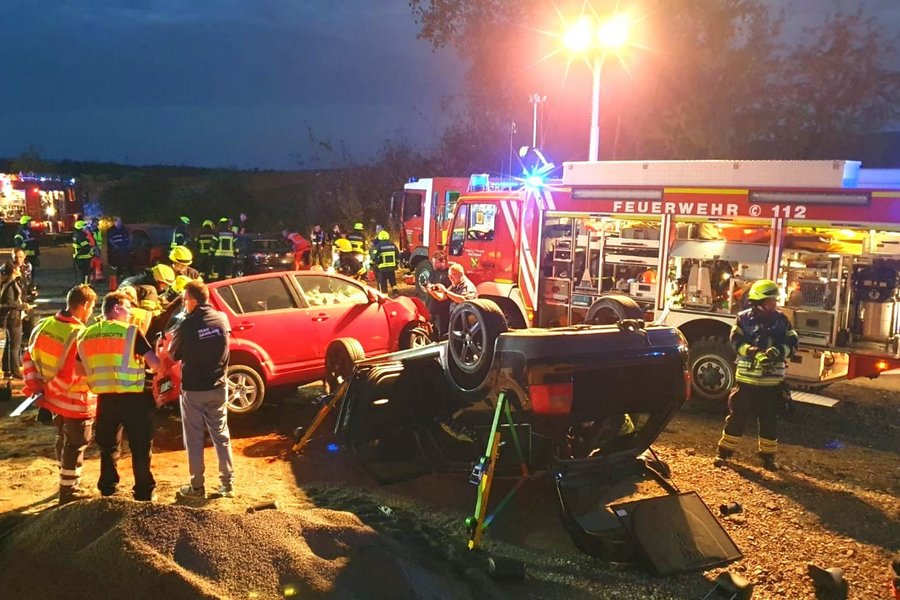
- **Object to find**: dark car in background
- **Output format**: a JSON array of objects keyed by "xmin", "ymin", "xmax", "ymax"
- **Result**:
[
  {"xmin": 234, "ymin": 234, "xmax": 301, "ymax": 277},
  {"xmin": 126, "ymin": 223, "xmax": 174, "ymax": 272}
]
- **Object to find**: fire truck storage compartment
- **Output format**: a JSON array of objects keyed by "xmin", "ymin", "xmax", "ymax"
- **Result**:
[
  {"xmin": 787, "ymin": 347, "xmax": 849, "ymax": 382},
  {"xmin": 668, "ymin": 240, "xmax": 769, "ymax": 313}
]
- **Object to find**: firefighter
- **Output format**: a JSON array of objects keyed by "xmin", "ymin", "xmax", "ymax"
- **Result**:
[
  {"xmin": 169, "ymin": 245, "xmax": 201, "ymax": 280},
  {"xmin": 715, "ymin": 279, "xmax": 798, "ymax": 471},
  {"xmin": 172, "ymin": 216, "xmax": 191, "ymax": 249},
  {"xmin": 334, "ymin": 238, "xmax": 365, "ymax": 280},
  {"xmin": 106, "ymin": 217, "xmax": 131, "ymax": 288},
  {"xmin": 370, "ymin": 230, "xmax": 398, "ymax": 294},
  {"xmin": 347, "ymin": 222, "xmax": 366, "ymax": 254},
  {"xmin": 310, "ymin": 225, "xmax": 327, "ymax": 268},
  {"xmin": 14, "ymin": 215, "xmax": 40, "ymax": 276},
  {"xmin": 213, "ymin": 217, "xmax": 236, "ymax": 280},
  {"xmin": 78, "ymin": 291, "xmax": 160, "ymax": 501},
  {"xmin": 72, "ymin": 220, "xmax": 94, "ymax": 284},
  {"xmin": 119, "ymin": 263, "xmax": 176, "ymax": 315},
  {"xmin": 23, "ymin": 284, "xmax": 98, "ymax": 504},
  {"xmin": 197, "ymin": 220, "xmax": 217, "ymax": 278}
]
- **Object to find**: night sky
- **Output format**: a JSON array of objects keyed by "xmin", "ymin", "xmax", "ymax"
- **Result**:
[{"xmin": 2, "ymin": 0, "xmax": 897, "ymax": 170}]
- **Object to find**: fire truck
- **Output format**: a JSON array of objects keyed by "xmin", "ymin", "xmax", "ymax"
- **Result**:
[{"xmin": 395, "ymin": 160, "xmax": 900, "ymax": 401}]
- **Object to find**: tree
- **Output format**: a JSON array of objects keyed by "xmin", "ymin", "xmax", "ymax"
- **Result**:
[{"xmin": 410, "ymin": 0, "xmax": 900, "ymax": 164}]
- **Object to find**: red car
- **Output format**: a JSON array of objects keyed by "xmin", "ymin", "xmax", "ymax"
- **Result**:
[{"xmin": 152, "ymin": 270, "xmax": 431, "ymax": 414}]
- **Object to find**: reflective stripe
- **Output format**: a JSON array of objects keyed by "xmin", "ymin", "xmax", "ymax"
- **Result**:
[
  {"xmin": 60, "ymin": 467, "xmax": 82, "ymax": 476},
  {"xmin": 28, "ymin": 315, "xmax": 95, "ymax": 419},
  {"xmin": 758, "ymin": 437, "xmax": 778, "ymax": 454},
  {"xmin": 215, "ymin": 232, "xmax": 235, "ymax": 256},
  {"xmin": 718, "ymin": 432, "xmax": 741, "ymax": 450},
  {"xmin": 78, "ymin": 321, "xmax": 146, "ymax": 394}
]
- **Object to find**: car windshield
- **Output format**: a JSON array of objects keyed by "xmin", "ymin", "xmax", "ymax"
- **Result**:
[{"xmin": 251, "ymin": 238, "xmax": 290, "ymax": 252}]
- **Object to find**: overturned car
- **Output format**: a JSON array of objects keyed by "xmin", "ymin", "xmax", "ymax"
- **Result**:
[{"xmin": 309, "ymin": 299, "xmax": 741, "ymax": 568}]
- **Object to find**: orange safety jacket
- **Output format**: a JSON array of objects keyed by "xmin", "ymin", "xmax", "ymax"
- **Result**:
[{"xmin": 24, "ymin": 312, "xmax": 96, "ymax": 420}]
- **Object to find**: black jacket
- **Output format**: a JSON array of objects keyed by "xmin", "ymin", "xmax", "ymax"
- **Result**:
[
  {"xmin": 0, "ymin": 279, "xmax": 27, "ymax": 323},
  {"xmin": 170, "ymin": 304, "xmax": 230, "ymax": 391}
]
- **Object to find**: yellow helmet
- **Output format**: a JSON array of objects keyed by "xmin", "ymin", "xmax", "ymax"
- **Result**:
[
  {"xmin": 353, "ymin": 222, "xmax": 364, "ymax": 231},
  {"xmin": 150, "ymin": 263, "xmax": 176, "ymax": 286},
  {"xmin": 202, "ymin": 219, "xmax": 215, "ymax": 229},
  {"xmin": 19, "ymin": 215, "xmax": 32, "ymax": 225},
  {"xmin": 334, "ymin": 238, "xmax": 353, "ymax": 253},
  {"xmin": 172, "ymin": 275, "xmax": 193, "ymax": 294},
  {"xmin": 748, "ymin": 279, "xmax": 779, "ymax": 302},
  {"xmin": 377, "ymin": 230, "xmax": 390, "ymax": 241},
  {"xmin": 169, "ymin": 245, "xmax": 193, "ymax": 265},
  {"xmin": 179, "ymin": 215, "xmax": 191, "ymax": 225},
  {"xmin": 74, "ymin": 220, "xmax": 86, "ymax": 230}
]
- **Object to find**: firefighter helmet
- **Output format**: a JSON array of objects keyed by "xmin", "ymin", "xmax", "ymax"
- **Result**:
[
  {"xmin": 748, "ymin": 279, "xmax": 779, "ymax": 302},
  {"xmin": 334, "ymin": 238, "xmax": 353, "ymax": 253},
  {"xmin": 19, "ymin": 215, "xmax": 32, "ymax": 225},
  {"xmin": 74, "ymin": 220, "xmax": 86, "ymax": 230},
  {"xmin": 219, "ymin": 217, "xmax": 229, "ymax": 224},
  {"xmin": 353, "ymin": 222, "xmax": 364, "ymax": 231},
  {"xmin": 377, "ymin": 230, "xmax": 390, "ymax": 241},
  {"xmin": 172, "ymin": 275, "xmax": 193, "ymax": 294},
  {"xmin": 202, "ymin": 219, "xmax": 215, "ymax": 229},
  {"xmin": 169, "ymin": 245, "xmax": 193, "ymax": 265},
  {"xmin": 179, "ymin": 216, "xmax": 191, "ymax": 225},
  {"xmin": 150, "ymin": 263, "xmax": 176, "ymax": 286}
]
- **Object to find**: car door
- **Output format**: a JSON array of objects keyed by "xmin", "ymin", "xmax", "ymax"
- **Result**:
[
  {"xmin": 215, "ymin": 275, "xmax": 318, "ymax": 374},
  {"xmin": 292, "ymin": 273, "xmax": 390, "ymax": 359}
]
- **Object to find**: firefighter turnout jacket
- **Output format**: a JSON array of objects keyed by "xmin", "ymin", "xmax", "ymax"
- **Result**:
[
  {"xmin": 346, "ymin": 231, "xmax": 366, "ymax": 254},
  {"xmin": 24, "ymin": 312, "xmax": 95, "ymax": 419},
  {"xmin": 72, "ymin": 229, "xmax": 94, "ymax": 260},
  {"xmin": 77, "ymin": 321, "xmax": 146, "ymax": 394},
  {"xmin": 214, "ymin": 229, "xmax": 236, "ymax": 257},
  {"xmin": 371, "ymin": 239, "xmax": 398, "ymax": 271},
  {"xmin": 730, "ymin": 307, "xmax": 798, "ymax": 386}
]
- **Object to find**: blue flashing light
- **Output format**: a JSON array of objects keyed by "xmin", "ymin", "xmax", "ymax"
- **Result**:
[
  {"xmin": 326, "ymin": 443, "xmax": 340, "ymax": 453},
  {"xmin": 469, "ymin": 173, "xmax": 490, "ymax": 192},
  {"xmin": 526, "ymin": 174, "xmax": 545, "ymax": 189}
]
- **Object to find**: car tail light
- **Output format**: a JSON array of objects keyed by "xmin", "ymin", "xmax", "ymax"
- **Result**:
[
  {"xmin": 252, "ymin": 252, "xmax": 266, "ymax": 260},
  {"xmin": 531, "ymin": 382, "xmax": 573, "ymax": 414}
]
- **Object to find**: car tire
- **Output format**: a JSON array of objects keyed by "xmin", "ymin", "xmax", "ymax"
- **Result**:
[
  {"xmin": 226, "ymin": 364, "xmax": 266, "ymax": 414},
  {"xmin": 325, "ymin": 338, "xmax": 365, "ymax": 394},
  {"xmin": 445, "ymin": 299, "xmax": 508, "ymax": 394},
  {"xmin": 414, "ymin": 260, "xmax": 433, "ymax": 297},
  {"xmin": 689, "ymin": 336, "xmax": 736, "ymax": 402},
  {"xmin": 585, "ymin": 294, "xmax": 643, "ymax": 325},
  {"xmin": 399, "ymin": 323, "xmax": 432, "ymax": 350}
]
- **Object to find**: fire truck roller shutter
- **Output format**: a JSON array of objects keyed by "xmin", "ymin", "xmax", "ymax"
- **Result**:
[{"xmin": 585, "ymin": 294, "xmax": 644, "ymax": 325}]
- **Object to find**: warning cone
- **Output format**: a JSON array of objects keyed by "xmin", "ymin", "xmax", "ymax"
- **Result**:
[{"xmin": 108, "ymin": 274, "xmax": 118, "ymax": 292}]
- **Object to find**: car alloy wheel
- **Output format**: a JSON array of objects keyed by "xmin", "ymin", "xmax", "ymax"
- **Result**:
[{"xmin": 225, "ymin": 365, "xmax": 265, "ymax": 414}]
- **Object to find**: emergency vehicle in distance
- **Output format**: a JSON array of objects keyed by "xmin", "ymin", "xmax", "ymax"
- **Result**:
[{"xmin": 392, "ymin": 160, "xmax": 900, "ymax": 401}]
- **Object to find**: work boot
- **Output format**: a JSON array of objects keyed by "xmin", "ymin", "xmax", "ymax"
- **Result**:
[
  {"xmin": 213, "ymin": 483, "xmax": 235, "ymax": 498},
  {"xmin": 759, "ymin": 453, "xmax": 779, "ymax": 471},
  {"xmin": 713, "ymin": 447, "xmax": 734, "ymax": 467},
  {"xmin": 176, "ymin": 484, "xmax": 205, "ymax": 500},
  {"xmin": 59, "ymin": 487, "xmax": 93, "ymax": 505}
]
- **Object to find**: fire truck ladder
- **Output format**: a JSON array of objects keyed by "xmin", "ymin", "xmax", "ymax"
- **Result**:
[{"xmin": 465, "ymin": 389, "xmax": 532, "ymax": 551}]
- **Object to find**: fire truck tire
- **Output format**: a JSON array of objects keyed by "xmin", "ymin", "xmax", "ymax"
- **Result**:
[
  {"xmin": 585, "ymin": 294, "xmax": 643, "ymax": 325},
  {"xmin": 325, "ymin": 338, "xmax": 365, "ymax": 394},
  {"xmin": 414, "ymin": 260, "xmax": 434, "ymax": 297},
  {"xmin": 225, "ymin": 364, "xmax": 266, "ymax": 415},
  {"xmin": 689, "ymin": 336, "xmax": 736, "ymax": 402},
  {"xmin": 445, "ymin": 299, "xmax": 508, "ymax": 395},
  {"xmin": 399, "ymin": 323, "xmax": 432, "ymax": 349}
]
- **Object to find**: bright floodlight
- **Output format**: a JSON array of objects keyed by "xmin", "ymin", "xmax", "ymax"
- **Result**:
[
  {"xmin": 563, "ymin": 16, "xmax": 594, "ymax": 53},
  {"xmin": 597, "ymin": 13, "xmax": 631, "ymax": 50}
]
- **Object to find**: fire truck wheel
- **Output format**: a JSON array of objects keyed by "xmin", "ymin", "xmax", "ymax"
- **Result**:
[
  {"xmin": 325, "ymin": 338, "xmax": 365, "ymax": 394},
  {"xmin": 225, "ymin": 364, "xmax": 266, "ymax": 414},
  {"xmin": 414, "ymin": 260, "xmax": 434, "ymax": 297},
  {"xmin": 585, "ymin": 294, "xmax": 643, "ymax": 325},
  {"xmin": 445, "ymin": 299, "xmax": 508, "ymax": 394},
  {"xmin": 689, "ymin": 336, "xmax": 736, "ymax": 402},
  {"xmin": 399, "ymin": 323, "xmax": 432, "ymax": 350}
]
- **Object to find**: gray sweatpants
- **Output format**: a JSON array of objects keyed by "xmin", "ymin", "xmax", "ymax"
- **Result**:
[{"xmin": 180, "ymin": 387, "xmax": 234, "ymax": 490}]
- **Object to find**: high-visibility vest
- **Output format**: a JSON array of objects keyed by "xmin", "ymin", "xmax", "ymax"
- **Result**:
[
  {"xmin": 25, "ymin": 314, "xmax": 95, "ymax": 419},
  {"xmin": 78, "ymin": 321, "xmax": 146, "ymax": 394},
  {"xmin": 215, "ymin": 230, "xmax": 236, "ymax": 257}
]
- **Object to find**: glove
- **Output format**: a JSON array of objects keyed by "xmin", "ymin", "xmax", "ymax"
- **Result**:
[{"xmin": 764, "ymin": 346, "xmax": 782, "ymax": 361}]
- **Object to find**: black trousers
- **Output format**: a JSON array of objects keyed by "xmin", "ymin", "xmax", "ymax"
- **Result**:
[
  {"xmin": 75, "ymin": 258, "xmax": 92, "ymax": 284},
  {"xmin": 213, "ymin": 256, "xmax": 233, "ymax": 280},
  {"xmin": 376, "ymin": 269, "xmax": 396, "ymax": 293},
  {"xmin": 722, "ymin": 383, "xmax": 780, "ymax": 455},
  {"xmin": 95, "ymin": 392, "xmax": 156, "ymax": 499},
  {"xmin": 2, "ymin": 318, "xmax": 22, "ymax": 378},
  {"xmin": 54, "ymin": 415, "xmax": 93, "ymax": 490}
]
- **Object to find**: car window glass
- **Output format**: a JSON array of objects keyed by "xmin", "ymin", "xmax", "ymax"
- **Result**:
[
  {"xmin": 231, "ymin": 278, "xmax": 297, "ymax": 313},
  {"xmin": 467, "ymin": 203, "xmax": 496, "ymax": 241},
  {"xmin": 131, "ymin": 230, "xmax": 150, "ymax": 250},
  {"xmin": 294, "ymin": 274, "xmax": 368, "ymax": 307},
  {"xmin": 216, "ymin": 285, "xmax": 241, "ymax": 313},
  {"xmin": 449, "ymin": 204, "xmax": 469, "ymax": 256}
]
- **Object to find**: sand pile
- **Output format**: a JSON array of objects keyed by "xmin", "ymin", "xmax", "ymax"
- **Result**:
[{"xmin": 0, "ymin": 497, "xmax": 473, "ymax": 600}]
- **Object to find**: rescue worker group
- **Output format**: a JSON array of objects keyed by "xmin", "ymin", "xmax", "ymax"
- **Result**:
[{"xmin": 11, "ymin": 214, "xmax": 797, "ymax": 505}]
